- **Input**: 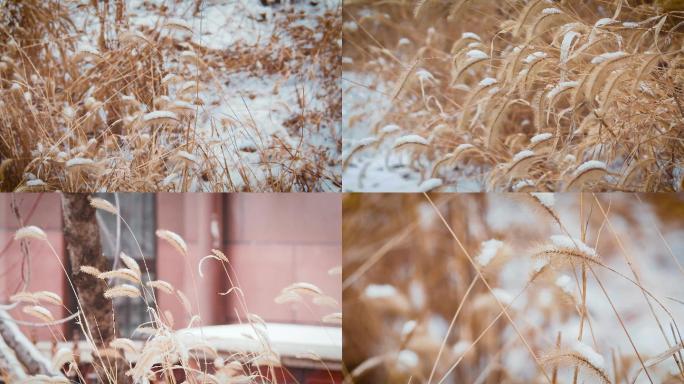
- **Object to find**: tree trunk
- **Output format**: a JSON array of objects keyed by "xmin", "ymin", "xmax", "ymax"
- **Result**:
[
  {"xmin": 0, "ymin": 309, "xmax": 57, "ymax": 377},
  {"xmin": 0, "ymin": 332, "xmax": 27, "ymax": 381},
  {"xmin": 60, "ymin": 193, "xmax": 125, "ymax": 383}
]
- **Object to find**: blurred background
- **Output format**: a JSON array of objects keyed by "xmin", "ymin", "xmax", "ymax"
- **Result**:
[{"xmin": 343, "ymin": 193, "xmax": 684, "ymax": 383}]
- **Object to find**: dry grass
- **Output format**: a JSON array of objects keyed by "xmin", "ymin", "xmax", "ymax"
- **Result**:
[
  {"xmin": 342, "ymin": 193, "xmax": 684, "ymax": 383},
  {"xmin": 343, "ymin": 0, "xmax": 684, "ymax": 192},
  {"xmin": 0, "ymin": 0, "xmax": 341, "ymax": 192},
  {"xmin": 1, "ymin": 196, "xmax": 341, "ymax": 383}
]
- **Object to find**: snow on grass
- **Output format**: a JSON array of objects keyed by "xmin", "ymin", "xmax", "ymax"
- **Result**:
[
  {"xmin": 591, "ymin": 51, "xmax": 627, "ymax": 65},
  {"xmin": 478, "ymin": 77, "xmax": 497, "ymax": 87},
  {"xmin": 394, "ymin": 135, "xmax": 428, "ymax": 147},
  {"xmin": 396, "ymin": 349, "xmax": 419, "ymax": 371},
  {"xmin": 531, "ymin": 192, "xmax": 555, "ymax": 208},
  {"xmin": 65, "ymin": 157, "xmax": 94, "ymax": 168},
  {"xmin": 575, "ymin": 160, "xmax": 607, "ymax": 175},
  {"xmin": 462, "ymin": 32, "xmax": 481, "ymax": 41},
  {"xmin": 572, "ymin": 341, "xmax": 605, "ymax": 369},
  {"xmin": 560, "ymin": 31, "xmax": 580, "ymax": 63},
  {"xmin": 546, "ymin": 81, "xmax": 578, "ymax": 100},
  {"xmin": 418, "ymin": 178, "xmax": 443, "ymax": 192},
  {"xmin": 142, "ymin": 110, "xmax": 178, "ymax": 122},
  {"xmin": 26, "ymin": 179, "xmax": 46, "ymax": 187},
  {"xmin": 550, "ymin": 235, "xmax": 598, "ymax": 258},
  {"xmin": 524, "ymin": 51, "xmax": 547, "ymax": 64},
  {"xmin": 455, "ymin": 143, "xmax": 474, "ymax": 151},
  {"xmin": 491, "ymin": 288, "xmax": 514, "ymax": 306},
  {"xmin": 532, "ymin": 258, "xmax": 549, "ymax": 274},
  {"xmin": 356, "ymin": 137, "xmax": 378, "ymax": 146},
  {"xmin": 401, "ymin": 320, "xmax": 417, "ymax": 337},
  {"xmin": 512, "ymin": 149, "xmax": 535, "ymax": 162},
  {"xmin": 595, "ymin": 18, "xmax": 617, "ymax": 27},
  {"xmin": 476, "ymin": 239, "xmax": 503, "ymax": 267},
  {"xmin": 175, "ymin": 150, "xmax": 198, "ymax": 164},
  {"xmin": 555, "ymin": 274, "xmax": 574, "ymax": 295},
  {"xmin": 381, "ymin": 124, "xmax": 401, "ymax": 134},
  {"xmin": 530, "ymin": 132, "xmax": 553, "ymax": 144},
  {"xmin": 466, "ymin": 49, "xmax": 489, "ymax": 60},
  {"xmin": 513, "ymin": 179, "xmax": 534, "ymax": 191},
  {"xmin": 364, "ymin": 284, "xmax": 398, "ymax": 299}
]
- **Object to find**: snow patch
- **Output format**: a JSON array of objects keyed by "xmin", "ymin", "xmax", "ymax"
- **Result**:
[{"xmin": 476, "ymin": 239, "xmax": 504, "ymax": 267}]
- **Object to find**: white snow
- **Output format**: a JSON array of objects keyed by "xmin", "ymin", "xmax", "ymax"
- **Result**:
[
  {"xmin": 381, "ymin": 124, "xmax": 401, "ymax": 134},
  {"xmin": 547, "ymin": 81, "xmax": 578, "ymax": 100},
  {"xmin": 530, "ymin": 133, "xmax": 553, "ymax": 144},
  {"xmin": 491, "ymin": 288, "xmax": 514, "ymax": 306},
  {"xmin": 418, "ymin": 178, "xmax": 443, "ymax": 192},
  {"xmin": 560, "ymin": 31, "xmax": 580, "ymax": 63},
  {"xmin": 466, "ymin": 49, "xmax": 489, "ymax": 60},
  {"xmin": 591, "ymin": 51, "xmax": 627, "ymax": 65},
  {"xmin": 462, "ymin": 32, "xmax": 481, "ymax": 41},
  {"xmin": 478, "ymin": 77, "xmax": 498, "ymax": 87},
  {"xmin": 550, "ymin": 235, "xmax": 598, "ymax": 258},
  {"xmin": 409, "ymin": 280, "xmax": 426, "ymax": 309},
  {"xmin": 26, "ymin": 179, "xmax": 46, "ymax": 187},
  {"xmin": 595, "ymin": 18, "xmax": 617, "ymax": 27},
  {"xmin": 401, "ymin": 320, "xmax": 417, "ymax": 337},
  {"xmin": 394, "ymin": 135, "xmax": 429, "ymax": 147},
  {"xmin": 175, "ymin": 151, "xmax": 198, "ymax": 163},
  {"xmin": 532, "ymin": 258, "xmax": 549, "ymax": 274},
  {"xmin": 416, "ymin": 69, "xmax": 435, "ymax": 82},
  {"xmin": 452, "ymin": 340, "xmax": 471, "ymax": 356},
  {"xmin": 542, "ymin": 8, "xmax": 562, "ymax": 15},
  {"xmin": 571, "ymin": 341, "xmax": 605, "ymax": 369},
  {"xmin": 512, "ymin": 150, "xmax": 535, "ymax": 163},
  {"xmin": 555, "ymin": 274, "xmax": 575, "ymax": 295},
  {"xmin": 396, "ymin": 349, "xmax": 419, "ymax": 370},
  {"xmin": 575, "ymin": 160, "xmax": 607, "ymax": 175},
  {"xmin": 356, "ymin": 137, "xmax": 378, "ymax": 147},
  {"xmin": 513, "ymin": 179, "xmax": 534, "ymax": 191},
  {"xmin": 364, "ymin": 284, "xmax": 398, "ymax": 299},
  {"xmin": 142, "ymin": 110, "xmax": 178, "ymax": 122},
  {"xmin": 65, "ymin": 157, "xmax": 94, "ymax": 167},
  {"xmin": 524, "ymin": 51, "xmax": 547, "ymax": 64},
  {"xmin": 531, "ymin": 193, "xmax": 555, "ymax": 208},
  {"xmin": 476, "ymin": 239, "xmax": 504, "ymax": 267}
]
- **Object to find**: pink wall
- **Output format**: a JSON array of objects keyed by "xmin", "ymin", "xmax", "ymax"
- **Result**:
[
  {"xmin": 0, "ymin": 194, "xmax": 66, "ymax": 340},
  {"xmin": 0, "ymin": 193, "xmax": 342, "ymax": 341},
  {"xmin": 156, "ymin": 193, "xmax": 225, "ymax": 328},
  {"xmin": 225, "ymin": 193, "xmax": 342, "ymax": 324}
]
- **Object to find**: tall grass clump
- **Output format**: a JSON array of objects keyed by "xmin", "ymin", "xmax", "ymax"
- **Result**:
[
  {"xmin": 343, "ymin": 0, "xmax": 684, "ymax": 192},
  {"xmin": 342, "ymin": 193, "xmax": 684, "ymax": 383},
  {"xmin": 0, "ymin": 0, "xmax": 341, "ymax": 192}
]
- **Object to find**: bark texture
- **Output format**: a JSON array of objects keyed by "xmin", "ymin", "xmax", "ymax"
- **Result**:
[
  {"xmin": 61, "ymin": 193, "xmax": 125, "ymax": 383},
  {"xmin": 0, "ymin": 308, "xmax": 57, "ymax": 377}
]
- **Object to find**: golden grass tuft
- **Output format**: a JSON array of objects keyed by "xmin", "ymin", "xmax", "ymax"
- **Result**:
[{"xmin": 343, "ymin": 0, "xmax": 684, "ymax": 191}]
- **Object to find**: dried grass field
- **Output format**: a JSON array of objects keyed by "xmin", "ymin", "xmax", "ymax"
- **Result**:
[
  {"xmin": 342, "ymin": 0, "xmax": 684, "ymax": 192},
  {"xmin": 343, "ymin": 193, "xmax": 684, "ymax": 383},
  {"xmin": 0, "ymin": 0, "xmax": 341, "ymax": 192}
]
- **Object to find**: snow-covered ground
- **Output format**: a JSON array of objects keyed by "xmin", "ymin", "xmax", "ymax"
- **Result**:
[
  {"xmin": 71, "ymin": 0, "xmax": 341, "ymax": 191},
  {"xmin": 342, "ymin": 71, "xmax": 482, "ymax": 192}
]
